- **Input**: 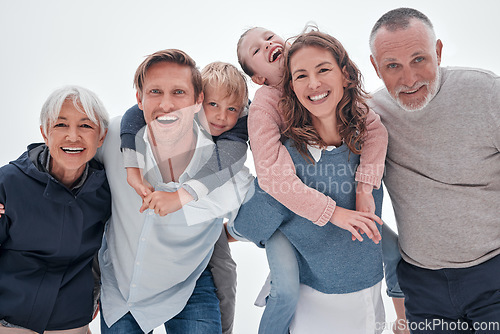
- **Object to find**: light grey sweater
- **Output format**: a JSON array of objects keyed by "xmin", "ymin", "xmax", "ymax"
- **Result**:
[{"xmin": 369, "ymin": 67, "xmax": 500, "ymax": 270}]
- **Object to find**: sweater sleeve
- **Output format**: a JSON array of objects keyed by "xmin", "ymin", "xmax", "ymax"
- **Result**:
[
  {"xmin": 355, "ymin": 108, "xmax": 388, "ymax": 189},
  {"xmin": 248, "ymin": 86, "xmax": 336, "ymax": 226},
  {"xmin": 120, "ymin": 104, "xmax": 147, "ymax": 168},
  {"xmin": 184, "ymin": 117, "xmax": 248, "ymax": 199},
  {"xmin": 488, "ymin": 78, "xmax": 500, "ymax": 152},
  {"xmin": 120, "ymin": 104, "xmax": 146, "ymax": 151}
]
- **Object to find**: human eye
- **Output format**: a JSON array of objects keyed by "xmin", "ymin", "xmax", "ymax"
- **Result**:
[
  {"xmin": 80, "ymin": 123, "xmax": 94, "ymax": 129},
  {"xmin": 386, "ymin": 63, "xmax": 398, "ymax": 69},
  {"xmin": 266, "ymin": 34, "xmax": 274, "ymax": 41},
  {"xmin": 54, "ymin": 122, "xmax": 67, "ymax": 128},
  {"xmin": 208, "ymin": 102, "xmax": 218, "ymax": 107},
  {"xmin": 228, "ymin": 107, "xmax": 238, "ymax": 113},
  {"xmin": 253, "ymin": 48, "xmax": 260, "ymax": 56},
  {"xmin": 174, "ymin": 89, "xmax": 185, "ymax": 95},
  {"xmin": 414, "ymin": 56, "xmax": 425, "ymax": 63},
  {"xmin": 149, "ymin": 89, "xmax": 161, "ymax": 94},
  {"xmin": 294, "ymin": 74, "xmax": 306, "ymax": 81},
  {"xmin": 319, "ymin": 67, "xmax": 331, "ymax": 74}
]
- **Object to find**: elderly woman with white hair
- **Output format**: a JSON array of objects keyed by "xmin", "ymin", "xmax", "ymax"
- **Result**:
[{"xmin": 0, "ymin": 86, "xmax": 110, "ymax": 334}]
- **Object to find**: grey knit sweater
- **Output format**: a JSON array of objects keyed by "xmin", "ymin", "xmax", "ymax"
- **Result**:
[{"xmin": 369, "ymin": 66, "xmax": 500, "ymax": 270}]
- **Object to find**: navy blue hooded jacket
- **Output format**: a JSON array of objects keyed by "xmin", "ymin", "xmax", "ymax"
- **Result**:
[{"xmin": 0, "ymin": 143, "xmax": 111, "ymax": 333}]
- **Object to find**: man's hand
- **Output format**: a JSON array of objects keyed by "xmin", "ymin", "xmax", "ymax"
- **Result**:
[
  {"xmin": 0, "ymin": 203, "xmax": 4, "ymax": 218},
  {"xmin": 140, "ymin": 188, "xmax": 194, "ymax": 216},
  {"xmin": 329, "ymin": 206, "xmax": 383, "ymax": 243}
]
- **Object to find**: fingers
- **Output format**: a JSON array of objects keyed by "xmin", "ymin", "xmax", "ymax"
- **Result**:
[
  {"xmin": 141, "ymin": 193, "xmax": 167, "ymax": 216},
  {"xmin": 139, "ymin": 184, "xmax": 153, "ymax": 198},
  {"xmin": 140, "ymin": 193, "xmax": 153, "ymax": 213},
  {"xmin": 355, "ymin": 220, "xmax": 380, "ymax": 244},
  {"xmin": 371, "ymin": 213, "xmax": 384, "ymax": 226},
  {"xmin": 357, "ymin": 211, "xmax": 383, "ymax": 225},
  {"xmin": 347, "ymin": 226, "xmax": 364, "ymax": 242},
  {"xmin": 350, "ymin": 214, "xmax": 382, "ymax": 243}
]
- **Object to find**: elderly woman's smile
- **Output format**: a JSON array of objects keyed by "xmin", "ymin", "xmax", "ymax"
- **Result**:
[{"xmin": 41, "ymin": 99, "xmax": 105, "ymax": 188}]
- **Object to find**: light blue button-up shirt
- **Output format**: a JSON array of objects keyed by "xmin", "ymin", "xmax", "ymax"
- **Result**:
[{"xmin": 97, "ymin": 117, "xmax": 252, "ymax": 333}]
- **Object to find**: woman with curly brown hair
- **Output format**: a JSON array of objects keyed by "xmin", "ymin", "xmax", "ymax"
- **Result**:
[{"xmin": 232, "ymin": 30, "xmax": 388, "ymax": 333}]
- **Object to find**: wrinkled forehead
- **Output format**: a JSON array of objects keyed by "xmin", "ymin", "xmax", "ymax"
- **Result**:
[{"xmin": 373, "ymin": 20, "xmax": 435, "ymax": 58}]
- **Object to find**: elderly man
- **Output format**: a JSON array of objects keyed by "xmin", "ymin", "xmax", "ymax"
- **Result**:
[
  {"xmin": 97, "ymin": 49, "xmax": 252, "ymax": 334},
  {"xmin": 368, "ymin": 7, "xmax": 500, "ymax": 333}
]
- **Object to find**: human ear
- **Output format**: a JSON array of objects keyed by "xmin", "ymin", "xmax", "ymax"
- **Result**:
[
  {"xmin": 40, "ymin": 126, "xmax": 49, "ymax": 145},
  {"xmin": 97, "ymin": 129, "xmax": 108, "ymax": 148},
  {"xmin": 435, "ymin": 39, "xmax": 443, "ymax": 66},
  {"xmin": 370, "ymin": 55, "xmax": 381, "ymax": 78},
  {"xmin": 341, "ymin": 66, "xmax": 349, "ymax": 88},
  {"xmin": 136, "ymin": 91, "xmax": 144, "ymax": 110},
  {"xmin": 251, "ymin": 75, "xmax": 266, "ymax": 86},
  {"xmin": 194, "ymin": 92, "xmax": 204, "ymax": 114}
]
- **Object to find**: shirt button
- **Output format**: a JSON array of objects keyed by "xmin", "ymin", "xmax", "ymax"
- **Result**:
[
  {"xmin": 141, "ymin": 238, "xmax": 146, "ymax": 242},
  {"xmin": 128, "ymin": 303, "xmax": 133, "ymax": 307},
  {"xmin": 131, "ymin": 284, "xmax": 137, "ymax": 288},
  {"xmin": 136, "ymin": 262, "xmax": 140, "ymax": 265}
]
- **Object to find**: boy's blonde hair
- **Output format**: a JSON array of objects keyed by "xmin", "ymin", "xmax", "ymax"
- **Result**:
[{"xmin": 201, "ymin": 62, "xmax": 248, "ymax": 112}]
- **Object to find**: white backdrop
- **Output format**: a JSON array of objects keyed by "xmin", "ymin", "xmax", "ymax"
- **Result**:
[{"xmin": 1, "ymin": 0, "xmax": 499, "ymax": 333}]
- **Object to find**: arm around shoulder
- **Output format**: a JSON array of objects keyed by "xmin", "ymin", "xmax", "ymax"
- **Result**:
[{"xmin": 355, "ymin": 109, "xmax": 388, "ymax": 189}]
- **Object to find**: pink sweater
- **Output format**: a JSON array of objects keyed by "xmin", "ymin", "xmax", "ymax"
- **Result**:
[{"xmin": 248, "ymin": 85, "xmax": 388, "ymax": 226}]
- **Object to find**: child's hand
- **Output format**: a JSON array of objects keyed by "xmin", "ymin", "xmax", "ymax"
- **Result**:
[
  {"xmin": 139, "ymin": 188, "xmax": 194, "ymax": 216},
  {"xmin": 329, "ymin": 206, "xmax": 383, "ymax": 243},
  {"xmin": 133, "ymin": 180, "xmax": 154, "ymax": 199},
  {"xmin": 126, "ymin": 167, "xmax": 154, "ymax": 198},
  {"xmin": 0, "ymin": 203, "xmax": 4, "ymax": 218},
  {"xmin": 356, "ymin": 182, "xmax": 375, "ymax": 214}
]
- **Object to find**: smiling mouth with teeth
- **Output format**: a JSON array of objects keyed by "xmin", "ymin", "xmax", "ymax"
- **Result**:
[
  {"xmin": 269, "ymin": 46, "xmax": 283, "ymax": 63},
  {"xmin": 403, "ymin": 89, "xmax": 418, "ymax": 94},
  {"xmin": 309, "ymin": 92, "xmax": 329, "ymax": 102},
  {"xmin": 62, "ymin": 147, "xmax": 85, "ymax": 154},
  {"xmin": 156, "ymin": 114, "xmax": 179, "ymax": 125},
  {"xmin": 399, "ymin": 84, "xmax": 426, "ymax": 95}
]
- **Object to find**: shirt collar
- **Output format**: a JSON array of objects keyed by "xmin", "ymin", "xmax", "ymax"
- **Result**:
[
  {"xmin": 306, "ymin": 144, "xmax": 337, "ymax": 163},
  {"xmin": 143, "ymin": 122, "xmax": 214, "ymax": 185}
]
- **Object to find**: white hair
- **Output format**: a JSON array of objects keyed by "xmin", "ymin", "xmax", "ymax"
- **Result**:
[{"xmin": 40, "ymin": 85, "xmax": 109, "ymax": 137}]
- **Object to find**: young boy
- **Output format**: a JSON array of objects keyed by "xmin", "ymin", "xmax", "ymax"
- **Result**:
[
  {"xmin": 121, "ymin": 61, "xmax": 249, "ymax": 210},
  {"xmin": 119, "ymin": 61, "xmax": 249, "ymax": 334}
]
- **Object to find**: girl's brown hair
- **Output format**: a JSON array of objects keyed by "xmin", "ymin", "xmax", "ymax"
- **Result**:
[{"xmin": 280, "ymin": 30, "xmax": 369, "ymax": 162}]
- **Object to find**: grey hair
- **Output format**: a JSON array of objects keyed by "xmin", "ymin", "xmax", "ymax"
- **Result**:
[
  {"xmin": 40, "ymin": 85, "xmax": 109, "ymax": 137},
  {"xmin": 369, "ymin": 8, "xmax": 436, "ymax": 56}
]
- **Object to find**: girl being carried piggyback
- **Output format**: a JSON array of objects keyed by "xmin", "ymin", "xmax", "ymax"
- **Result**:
[{"xmin": 228, "ymin": 27, "xmax": 400, "ymax": 334}]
